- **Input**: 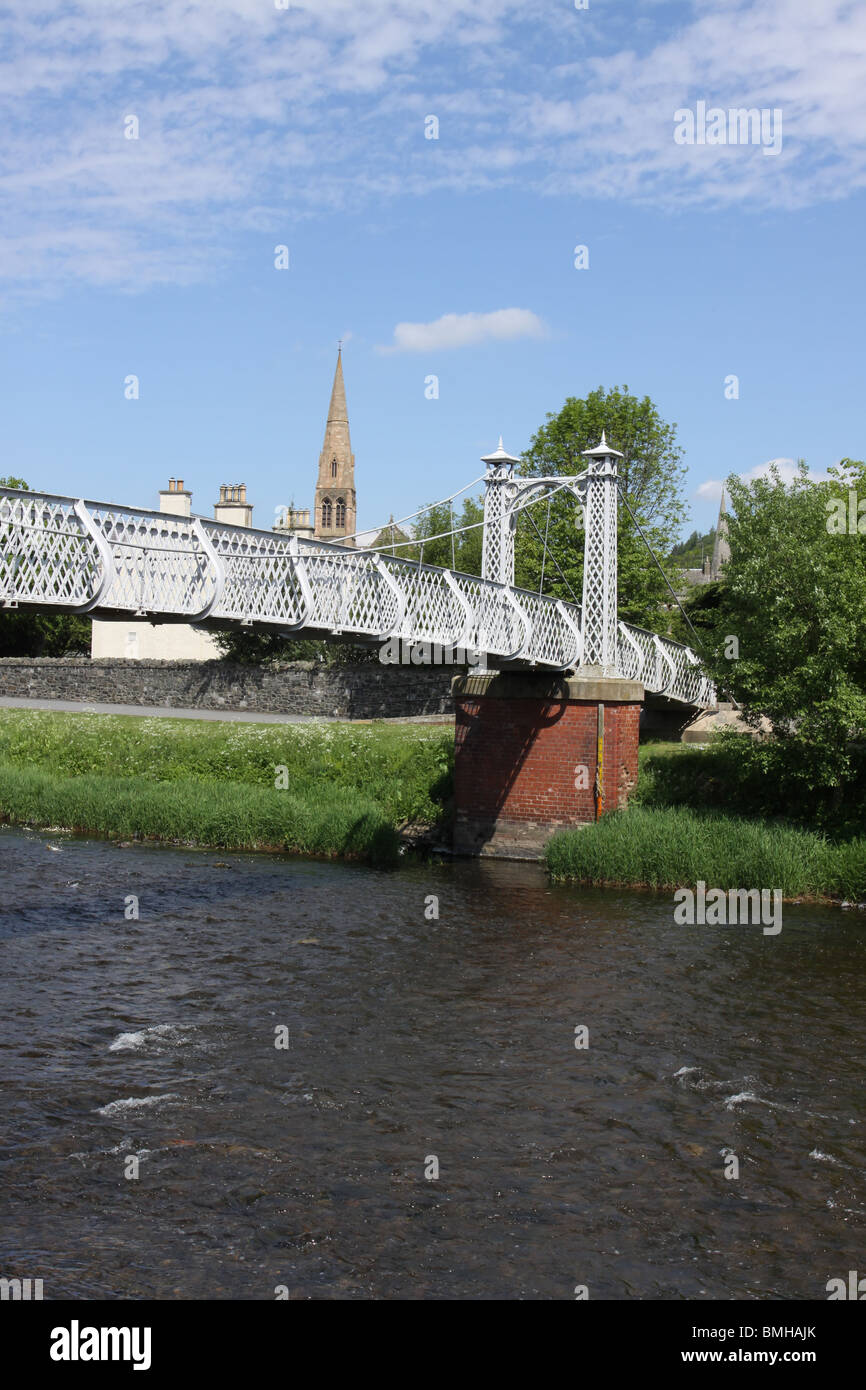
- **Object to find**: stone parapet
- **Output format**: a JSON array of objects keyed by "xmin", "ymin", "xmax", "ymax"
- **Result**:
[{"xmin": 0, "ymin": 658, "xmax": 454, "ymax": 720}]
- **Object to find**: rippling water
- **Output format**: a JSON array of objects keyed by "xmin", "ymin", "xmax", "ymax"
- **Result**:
[{"xmin": 1, "ymin": 825, "xmax": 863, "ymax": 1300}]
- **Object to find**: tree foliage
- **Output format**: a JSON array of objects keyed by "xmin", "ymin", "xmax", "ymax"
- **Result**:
[
  {"xmin": 683, "ymin": 459, "xmax": 866, "ymax": 812},
  {"xmin": 513, "ymin": 385, "xmax": 688, "ymax": 626},
  {"xmin": 400, "ymin": 496, "xmax": 484, "ymax": 575}
]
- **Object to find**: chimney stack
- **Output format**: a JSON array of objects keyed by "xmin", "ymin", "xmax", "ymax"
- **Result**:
[
  {"xmin": 214, "ymin": 483, "xmax": 253, "ymax": 528},
  {"xmin": 159, "ymin": 478, "xmax": 192, "ymax": 518}
]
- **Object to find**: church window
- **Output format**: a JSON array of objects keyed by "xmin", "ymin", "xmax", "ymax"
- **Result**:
[
  {"xmin": 331, "ymin": 456, "xmax": 338, "ymax": 478},
  {"xmin": 321, "ymin": 497, "xmax": 332, "ymax": 528},
  {"xmin": 335, "ymin": 497, "xmax": 346, "ymax": 528}
]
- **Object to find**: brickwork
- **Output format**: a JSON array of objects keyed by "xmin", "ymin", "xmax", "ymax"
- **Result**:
[{"xmin": 452, "ymin": 673, "xmax": 642, "ymax": 858}]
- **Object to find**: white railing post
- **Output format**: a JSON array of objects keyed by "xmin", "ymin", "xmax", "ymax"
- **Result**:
[
  {"xmin": 481, "ymin": 438, "xmax": 520, "ymax": 587},
  {"xmin": 579, "ymin": 432, "xmax": 622, "ymax": 676}
]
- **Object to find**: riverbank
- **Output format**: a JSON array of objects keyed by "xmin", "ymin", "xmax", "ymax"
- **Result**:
[
  {"xmin": 0, "ymin": 708, "xmax": 453, "ymax": 867},
  {"xmin": 546, "ymin": 805, "xmax": 866, "ymax": 903},
  {"xmin": 1, "ymin": 707, "xmax": 862, "ymax": 896}
]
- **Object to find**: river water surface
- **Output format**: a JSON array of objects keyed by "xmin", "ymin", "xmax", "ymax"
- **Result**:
[{"xmin": 1, "ymin": 826, "xmax": 863, "ymax": 1300}]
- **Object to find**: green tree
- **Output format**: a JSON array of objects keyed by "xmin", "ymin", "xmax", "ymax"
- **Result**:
[
  {"xmin": 705, "ymin": 459, "xmax": 866, "ymax": 798},
  {"xmin": 670, "ymin": 526, "xmax": 716, "ymax": 568},
  {"xmin": 514, "ymin": 385, "xmax": 688, "ymax": 625},
  {"xmin": 402, "ymin": 495, "xmax": 483, "ymax": 575}
]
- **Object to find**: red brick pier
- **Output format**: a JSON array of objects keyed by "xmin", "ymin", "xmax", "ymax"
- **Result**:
[{"xmin": 451, "ymin": 671, "xmax": 643, "ymax": 858}]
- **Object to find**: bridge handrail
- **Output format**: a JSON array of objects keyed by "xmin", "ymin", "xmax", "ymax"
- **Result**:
[{"xmin": 0, "ymin": 486, "xmax": 714, "ymax": 704}]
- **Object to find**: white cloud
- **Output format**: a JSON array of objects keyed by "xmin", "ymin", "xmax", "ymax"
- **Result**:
[
  {"xmin": 696, "ymin": 457, "xmax": 832, "ymax": 500},
  {"xmin": 0, "ymin": 0, "xmax": 865, "ymax": 291},
  {"xmin": 378, "ymin": 308, "xmax": 547, "ymax": 353}
]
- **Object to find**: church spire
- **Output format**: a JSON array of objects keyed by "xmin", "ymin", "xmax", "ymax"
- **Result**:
[
  {"xmin": 325, "ymin": 346, "xmax": 349, "ymax": 435},
  {"xmin": 711, "ymin": 488, "xmax": 730, "ymax": 580},
  {"xmin": 314, "ymin": 347, "xmax": 357, "ymax": 545}
]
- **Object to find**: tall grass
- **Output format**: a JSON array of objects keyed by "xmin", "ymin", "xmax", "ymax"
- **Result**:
[
  {"xmin": 635, "ymin": 734, "xmax": 866, "ymax": 837},
  {"xmin": 0, "ymin": 709, "xmax": 453, "ymax": 825},
  {"xmin": 0, "ymin": 763, "xmax": 400, "ymax": 867},
  {"xmin": 545, "ymin": 806, "xmax": 866, "ymax": 901}
]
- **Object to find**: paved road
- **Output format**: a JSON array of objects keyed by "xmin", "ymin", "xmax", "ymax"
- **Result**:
[
  {"xmin": 0, "ymin": 696, "xmax": 337, "ymax": 724},
  {"xmin": 0, "ymin": 696, "xmax": 452, "ymax": 726}
]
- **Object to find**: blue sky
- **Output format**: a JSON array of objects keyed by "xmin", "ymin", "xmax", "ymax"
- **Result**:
[{"xmin": 1, "ymin": 0, "xmax": 864, "ymax": 540}]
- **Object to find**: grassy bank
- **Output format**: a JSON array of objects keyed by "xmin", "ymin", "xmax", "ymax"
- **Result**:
[
  {"xmin": 0, "ymin": 709, "xmax": 453, "ymax": 819},
  {"xmin": 0, "ymin": 708, "xmax": 454, "ymax": 865},
  {"xmin": 634, "ymin": 735, "xmax": 866, "ymax": 837},
  {"xmin": 0, "ymin": 763, "xmax": 400, "ymax": 865},
  {"xmin": 3, "ymin": 709, "xmax": 862, "ymax": 894},
  {"xmin": 546, "ymin": 805, "xmax": 866, "ymax": 901}
]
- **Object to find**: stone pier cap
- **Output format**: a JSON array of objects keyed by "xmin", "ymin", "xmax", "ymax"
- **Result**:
[{"xmin": 451, "ymin": 671, "xmax": 644, "ymax": 703}]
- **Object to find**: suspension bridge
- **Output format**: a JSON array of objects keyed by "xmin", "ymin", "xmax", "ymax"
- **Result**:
[{"xmin": 0, "ymin": 436, "xmax": 714, "ymax": 710}]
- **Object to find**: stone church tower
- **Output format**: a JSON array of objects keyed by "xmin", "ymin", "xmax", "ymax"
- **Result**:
[
  {"xmin": 711, "ymin": 488, "xmax": 731, "ymax": 579},
  {"xmin": 313, "ymin": 348, "xmax": 357, "ymax": 545}
]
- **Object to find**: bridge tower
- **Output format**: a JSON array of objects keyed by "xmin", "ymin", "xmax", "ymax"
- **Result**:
[
  {"xmin": 481, "ymin": 437, "xmax": 520, "ymax": 587},
  {"xmin": 578, "ymin": 431, "xmax": 622, "ymax": 677}
]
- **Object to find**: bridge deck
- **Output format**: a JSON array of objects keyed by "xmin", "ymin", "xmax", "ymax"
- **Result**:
[{"xmin": 0, "ymin": 488, "xmax": 715, "ymax": 707}]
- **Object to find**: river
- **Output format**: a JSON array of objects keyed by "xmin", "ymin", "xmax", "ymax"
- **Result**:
[{"xmin": 1, "ymin": 826, "xmax": 863, "ymax": 1300}]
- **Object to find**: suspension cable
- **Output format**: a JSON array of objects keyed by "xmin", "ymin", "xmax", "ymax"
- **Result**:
[
  {"xmin": 616, "ymin": 485, "xmax": 706, "ymax": 651},
  {"xmin": 538, "ymin": 493, "xmax": 551, "ymax": 595},
  {"xmin": 339, "ymin": 471, "xmax": 488, "ymax": 545},
  {"xmin": 522, "ymin": 508, "xmax": 581, "ymax": 607},
  {"xmin": 366, "ymin": 480, "xmax": 581, "ymax": 557}
]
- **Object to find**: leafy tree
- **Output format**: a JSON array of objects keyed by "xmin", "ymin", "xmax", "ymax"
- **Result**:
[
  {"xmin": 670, "ymin": 526, "xmax": 716, "ymax": 568},
  {"xmin": 0, "ymin": 475, "xmax": 92, "ymax": 655},
  {"xmin": 514, "ymin": 385, "xmax": 688, "ymax": 626},
  {"xmin": 667, "ymin": 579, "xmax": 724, "ymax": 650},
  {"xmin": 702, "ymin": 459, "xmax": 866, "ymax": 804}
]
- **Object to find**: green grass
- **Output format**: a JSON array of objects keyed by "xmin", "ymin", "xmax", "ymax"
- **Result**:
[
  {"xmin": 0, "ymin": 708, "xmax": 453, "ymax": 824},
  {"xmin": 635, "ymin": 734, "xmax": 866, "ymax": 837},
  {"xmin": 546, "ymin": 805, "xmax": 866, "ymax": 901},
  {"xmin": 0, "ymin": 708, "xmax": 454, "ymax": 865},
  {"xmin": 0, "ymin": 763, "xmax": 400, "ymax": 866}
]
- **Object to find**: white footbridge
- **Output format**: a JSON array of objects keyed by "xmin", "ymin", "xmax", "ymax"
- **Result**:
[{"xmin": 0, "ymin": 436, "xmax": 715, "ymax": 707}]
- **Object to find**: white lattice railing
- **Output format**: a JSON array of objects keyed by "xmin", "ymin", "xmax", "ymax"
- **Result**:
[{"xmin": 0, "ymin": 488, "xmax": 715, "ymax": 706}]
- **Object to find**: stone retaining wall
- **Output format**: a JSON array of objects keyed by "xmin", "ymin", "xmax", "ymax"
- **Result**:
[{"xmin": 0, "ymin": 658, "xmax": 455, "ymax": 720}]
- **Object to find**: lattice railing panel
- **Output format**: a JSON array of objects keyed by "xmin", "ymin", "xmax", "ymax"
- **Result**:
[
  {"xmin": 0, "ymin": 495, "xmax": 101, "ymax": 607},
  {"xmin": 94, "ymin": 509, "xmax": 218, "ymax": 616},
  {"xmin": 619, "ymin": 623, "xmax": 715, "ymax": 706},
  {"xmin": 0, "ymin": 487, "xmax": 714, "ymax": 706},
  {"xmin": 207, "ymin": 526, "xmax": 305, "ymax": 624}
]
